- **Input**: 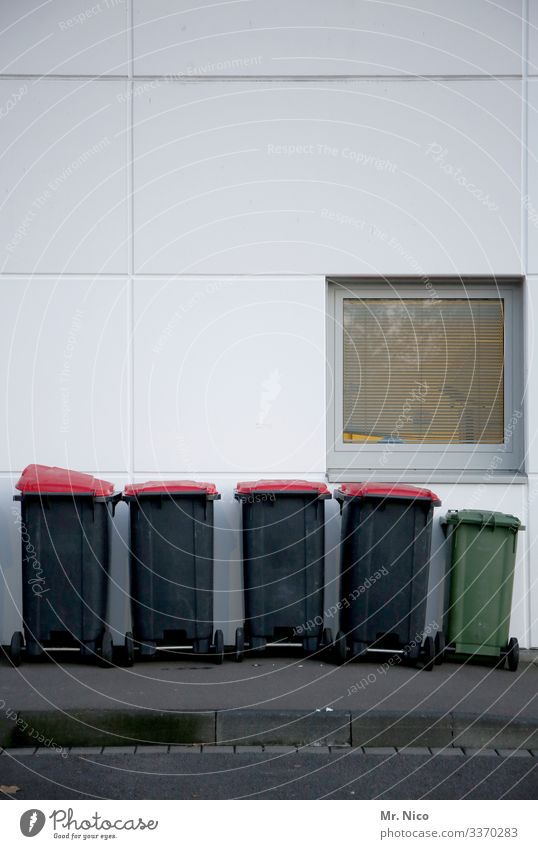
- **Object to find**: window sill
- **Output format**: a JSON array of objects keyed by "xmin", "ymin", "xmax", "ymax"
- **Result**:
[{"xmin": 327, "ymin": 470, "xmax": 528, "ymax": 485}]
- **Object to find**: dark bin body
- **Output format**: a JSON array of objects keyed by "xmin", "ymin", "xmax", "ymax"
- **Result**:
[
  {"xmin": 124, "ymin": 481, "xmax": 220, "ymax": 654},
  {"xmin": 15, "ymin": 465, "xmax": 117, "ymax": 657},
  {"xmin": 336, "ymin": 483, "xmax": 441, "ymax": 655},
  {"xmin": 441, "ymin": 510, "xmax": 523, "ymax": 658},
  {"xmin": 235, "ymin": 480, "xmax": 330, "ymax": 652}
]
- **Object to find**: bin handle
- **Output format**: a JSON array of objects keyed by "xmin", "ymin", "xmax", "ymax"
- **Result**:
[
  {"xmin": 96, "ymin": 492, "xmax": 122, "ymax": 517},
  {"xmin": 479, "ymin": 512, "xmax": 497, "ymax": 530}
]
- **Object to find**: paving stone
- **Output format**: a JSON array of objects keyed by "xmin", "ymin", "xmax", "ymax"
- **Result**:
[
  {"xmin": 352, "ymin": 711, "xmax": 451, "ymax": 748},
  {"xmin": 496, "ymin": 749, "xmax": 533, "ymax": 758},
  {"xmin": 234, "ymin": 746, "xmax": 263, "ymax": 753},
  {"xmin": 463, "ymin": 748, "xmax": 499, "ymax": 757},
  {"xmin": 202, "ymin": 745, "xmax": 235, "ymax": 753},
  {"xmin": 169, "ymin": 745, "xmax": 202, "ymax": 753},
  {"xmin": 431, "ymin": 747, "xmax": 465, "ymax": 756},
  {"xmin": 101, "ymin": 747, "xmax": 136, "ymax": 754},
  {"xmin": 453, "ymin": 714, "xmax": 538, "ymax": 750},
  {"xmin": 217, "ymin": 709, "xmax": 351, "ymax": 746},
  {"xmin": 299, "ymin": 746, "xmax": 331, "ymax": 754},
  {"xmin": 396, "ymin": 747, "xmax": 431, "ymax": 756},
  {"xmin": 1, "ymin": 747, "xmax": 37, "ymax": 756},
  {"xmin": 135, "ymin": 745, "xmax": 170, "ymax": 754},
  {"xmin": 263, "ymin": 746, "xmax": 298, "ymax": 753},
  {"xmin": 35, "ymin": 747, "xmax": 66, "ymax": 756},
  {"xmin": 363, "ymin": 747, "xmax": 397, "ymax": 755},
  {"xmin": 70, "ymin": 747, "xmax": 104, "ymax": 755},
  {"xmin": 15, "ymin": 709, "xmax": 215, "ymax": 748}
]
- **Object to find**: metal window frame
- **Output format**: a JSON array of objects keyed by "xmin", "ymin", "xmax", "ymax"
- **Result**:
[{"xmin": 326, "ymin": 277, "xmax": 524, "ymax": 477}]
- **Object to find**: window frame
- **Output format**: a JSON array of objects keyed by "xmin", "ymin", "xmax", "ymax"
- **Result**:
[{"xmin": 326, "ymin": 277, "xmax": 524, "ymax": 478}]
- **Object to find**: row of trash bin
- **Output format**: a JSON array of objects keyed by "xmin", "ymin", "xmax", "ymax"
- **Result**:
[{"xmin": 5, "ymin": 465, "xmax": 524, "ymax": 673}]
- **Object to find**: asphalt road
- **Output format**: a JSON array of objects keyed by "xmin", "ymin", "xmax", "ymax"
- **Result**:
[{"xmin": 1, "ymin": 749, "xmax": 537, "ymax": 800}]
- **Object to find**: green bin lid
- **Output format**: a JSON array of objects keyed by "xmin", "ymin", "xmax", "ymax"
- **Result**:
[{"xmin": 441, "ymin": 509, "xmax": 524, "ymax": 531}]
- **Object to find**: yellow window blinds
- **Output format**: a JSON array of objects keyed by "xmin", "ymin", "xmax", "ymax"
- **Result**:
[{"xmin": 343, "ymin": 298, "xmax": 504, "ymax": 445}]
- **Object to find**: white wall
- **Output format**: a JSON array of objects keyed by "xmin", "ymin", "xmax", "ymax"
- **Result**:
[
  {"xmin": 132, "ymin": 0, "xmax": 522, "ymax": 77},
  {"xmin": 133, "ymin": 79, "xmax": 521, "ymax": 275},
  {"xmin": 0, "ymin": 0, "xmax": 535, "ymax": 648}
]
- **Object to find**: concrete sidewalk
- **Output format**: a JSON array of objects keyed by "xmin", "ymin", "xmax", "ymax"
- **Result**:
[{"xmin": 1, "ymin": 650, "xmax": 537, "ymax": 750}]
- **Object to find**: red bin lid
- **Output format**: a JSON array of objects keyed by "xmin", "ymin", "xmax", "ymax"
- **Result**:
[
  {"xmin": 235, "ymin": 479, "xmax": 330, "ymax": 495},
  {"xmin": 336, "ymin": 482, "xmax": 441, "ymax": 505},
  {"xmin": 124, "ymin": 480, "xmax": 219, "ymax": 496},
  {"xmin": 15, "ymin": 464, "xmax": 115, "ymax": 497}
]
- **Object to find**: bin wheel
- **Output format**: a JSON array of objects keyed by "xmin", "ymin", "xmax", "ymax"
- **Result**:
[
  {"xmin": 124, "ymin": 632, "xmax": 135, "ymax": 667},
  {"xmin": 334, "ymin": 631, "xmax": 347, "ymax": 665},
  {"xmin": 26, "ymin": 641, "xmax": 43, "ymax": 661},
  {"xmin": 98, "ymin": 630, "xmax": 114, "ymax": 668},
  {"xmin": 434, "ymin": 630, "xmax": 446, "ymax": 665},
  {"xmin": 214, "ymin": 630, "xmax": 224, "ymax": 665},
  {"xmin": 234, "ymin": 627, "xmax": 245, "ymax": 663},
  {"xmin": 506, "ymin": 637, "xmax": 519, "ymax": 672},
  {"xmin": 422, "ymin": 636, "xmax": 435, "ymax": 671},
  {"xmin": 403, "ymin": 642, "xmax": 420, "ymax": 667},
  {"xmin": 9, "ymin": 631, "xmax": 23, "ymax": 667}
]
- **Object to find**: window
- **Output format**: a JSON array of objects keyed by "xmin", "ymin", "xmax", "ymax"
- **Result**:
[{"xmin": 327, "ymin": 279, "xmax": 523, "ymax": 478}]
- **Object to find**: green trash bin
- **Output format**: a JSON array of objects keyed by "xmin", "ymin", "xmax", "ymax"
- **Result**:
[{"xmin": 440, "ymin": 510, "xmax": 524, "ymax": 671}]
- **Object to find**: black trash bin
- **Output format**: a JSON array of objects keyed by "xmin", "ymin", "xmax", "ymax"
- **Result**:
[
  {"xmin": 334, "ymin": 483, "xmax": 442, "ymax": 670},
  {"xmin": 123, "ymin": 480, "xmax": 223, "ymax": 664},
  {"xmin": 10, "ymin": 464, "xmax": 120, "ymax": 667},
  {"xmin": 233, "ymin": 480, "xmax": 332, "ymax": 661}
]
